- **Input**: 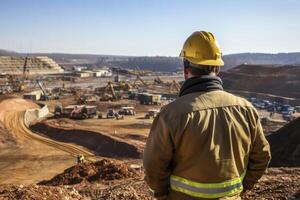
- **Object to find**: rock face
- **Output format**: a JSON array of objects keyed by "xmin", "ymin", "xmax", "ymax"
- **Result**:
[
  {"xmin": 267, "ymin": 117, "xmax": 300, "ymax": 167},
  {"xmin": 0, "ymin": 56, "xmax": 64, "ymax": 75}
]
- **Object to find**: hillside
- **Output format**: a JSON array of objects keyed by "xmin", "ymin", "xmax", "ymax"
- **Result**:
[
  {"xmin": 267, "ymin": 117, "xmax": 300, "ymax": 167},
  {"xmin": 220, "ymin": 64, "xmax": 300, "ymax": 99},
  {"xmin": 0, "ymin": 56, "xmax": 64, "ymax": 75},
  {"xmin": 1, "ymin": 49, "xmax": 300, "ymax": 72}
]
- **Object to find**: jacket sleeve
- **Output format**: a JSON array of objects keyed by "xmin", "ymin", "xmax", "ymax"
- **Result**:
[
  {"xmin": 243, "ymin": 112, "xmax": 271, "ymax": 190},
  {"xmin": 143, "ymin": 112, "xmax": 174, "ymax": 197}
]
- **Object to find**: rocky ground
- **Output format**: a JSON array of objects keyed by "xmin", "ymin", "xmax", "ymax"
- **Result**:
[{"xmin": 1, "ymin": 160, "xmax": 298, "ymax": 200}]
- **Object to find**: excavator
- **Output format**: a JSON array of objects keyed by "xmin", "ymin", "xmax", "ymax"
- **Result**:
[
  {"xmin": 100, "ymin": 82, "xmax": 119, "ymax": 101},
  {"xmin": 154, "ymin": 74, "xmax": 163, "ymax": 84},
  {"xmin": 132, "ymin": 75, "xmax": 147, "ymax": 89},
  {"xmin": 36, "ymin": 80, "xmax": 59, "ymax": 100},
  {"xmin": 169, "ymin": 80, "xmax": 181, "ymax": 94}
]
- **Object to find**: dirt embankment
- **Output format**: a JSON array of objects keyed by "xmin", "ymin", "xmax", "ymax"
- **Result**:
[
  {"xmin": 220, "ymin": 64, "xmax": 300, "ymax": 99},
  {"xmin": 0, "ymin": 98, "xmax": 76, "ymax": 185},
  {"xmin": 267, "ymin": 117, "xmax": 300, "ymax": 167},
  {"xmin": 30, "ymin": 122, "xmax": 142, "ymax": 158},
  {"xmin": 39, "ymin": 159, "xmax": 140, "ymax": 186},
  {"xmin": 0, "ymin": 98, "xmax": 38, "ymax": 145}
]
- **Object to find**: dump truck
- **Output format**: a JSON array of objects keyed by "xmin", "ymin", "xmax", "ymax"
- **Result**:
[{"xmin": 55, "ymin": 104, "xmax": 97, "ymax": 119}]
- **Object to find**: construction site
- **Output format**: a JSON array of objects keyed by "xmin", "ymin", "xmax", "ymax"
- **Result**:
[{"xmin": 0, "ymin": 55, "xmax": 299, "ymax": 200}]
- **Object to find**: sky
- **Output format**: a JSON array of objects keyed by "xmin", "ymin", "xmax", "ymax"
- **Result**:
[{"xmin": 0, "ymin": 0, "xmax": 300, "ymax": 56}]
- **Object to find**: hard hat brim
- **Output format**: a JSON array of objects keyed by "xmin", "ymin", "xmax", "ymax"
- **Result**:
[{"xmin": 183, "ymin": 56, "xmax": 224, "ymax": 67}]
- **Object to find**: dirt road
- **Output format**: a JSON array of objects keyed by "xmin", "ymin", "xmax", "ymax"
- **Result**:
[{"xmin": 0, "ymin": 98, "xmax": 96, "ymax": 184}]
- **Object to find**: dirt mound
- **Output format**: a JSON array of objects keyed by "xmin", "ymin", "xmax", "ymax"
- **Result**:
[
  {"xmin": 39, "ymin": 159, "xmax": 139, "ymax": 186},
  {"xmin": 267, "ymin": 117, "xmax": 300, "ymax": 167},
  {"xmin": 242, "ymin": 168, "xmax": 300, "ymax": 200},
  {"xmin": 30, "ymin": 122, "xmax": 142, "ymax": 158},
  {"xmin": 0, "ymin": 184, "xmax": 85, "ymax": 200}
]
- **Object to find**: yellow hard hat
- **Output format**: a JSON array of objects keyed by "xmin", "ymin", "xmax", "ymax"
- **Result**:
[{"xmin": 180, "ymin": 31, "xmax": 224, "ymax": 66}]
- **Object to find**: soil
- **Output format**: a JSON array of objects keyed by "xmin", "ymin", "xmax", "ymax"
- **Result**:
[
  {"xmin": 39, "ymin": 159, "xmax": 140, "ymax": 186},
  {"xmin": 0, "ymin": 98, "xmax": 75, "ymax": 185},
  {"xmin": 0, "ymin": 122, "xmax": 16, "ymax": 149},
  {"xmin": 0, "ymin": 184, "xmax": 85, "ymax": 200},
  {"xmin": 82, "ymin": 167, "xmax": 300, "ymax": 200},
  {"xmin": 242, "ymin": 168, "xmax": 300, "ymax": 200},
  {"xmin": 267, "ymin": 117, "xmax": 300, "ymax": 167}
]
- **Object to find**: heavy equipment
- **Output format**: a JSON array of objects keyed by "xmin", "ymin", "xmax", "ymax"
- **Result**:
[
  {"xmin": 100, "ymin": 82, "xmax": 119, "ymax": 101},
  {"xmin": 169, "ymin": 80, "xmax": 181, "ymax": 93},
  {"xmin": 36, "ymin": 80, "xmax": 59, "ymax": 100},
  {"xmin": 133, "ymin": 75, "xmax": 147, "ymax": 88},
  {"xmin": 118, "ymin": 106, "xmax": 136, "ymax": 116},
  {"xmin": 55, "ymin": 104, "xmax": 98, "ymax": 119},
  {"xmin": 145, "ymin": 109, "xmax": 160, "ymax": 119},
  {"xmin": 106, "ymin": 109, "xmax": 124, "ymax": 120},
  {"xmin": 154, "ymin": 74, "xmax": 163, "ymax": 84}
]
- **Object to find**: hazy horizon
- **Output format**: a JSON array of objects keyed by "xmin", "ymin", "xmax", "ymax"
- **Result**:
[{"xmin": 1, "ymin": 0, "xmax": 300, "ymax": 56}]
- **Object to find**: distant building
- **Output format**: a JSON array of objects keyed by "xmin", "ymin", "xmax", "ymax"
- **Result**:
[
  {"xmin": 75, "ymin": 71, "xmax": 91, "ymax": 78},
  {"xmin": 93, "ymin": 68, "xmax": 112, "ymax": 77},
  {"xmin": 73, "ymin": 66, "xmax": 87, "ymax": 72}
]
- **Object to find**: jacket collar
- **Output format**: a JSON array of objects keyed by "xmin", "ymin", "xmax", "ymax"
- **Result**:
[{"xmin": 179, "ymin": 75, "xmax": 223, "ymax": 97}]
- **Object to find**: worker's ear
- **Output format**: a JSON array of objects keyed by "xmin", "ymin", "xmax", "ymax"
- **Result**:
[{"xmin": 183, "ymin": 60, "xmax": 190, "ymax": 80}]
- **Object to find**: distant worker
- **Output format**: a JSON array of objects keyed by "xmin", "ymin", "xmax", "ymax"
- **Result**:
[
  {"xmin": 77, "ymin": 154, "xmax": 85, "ymax": 164},
  {"xmin": 143, "ymin": 31, "xmax": 271, "ymax": 200}
]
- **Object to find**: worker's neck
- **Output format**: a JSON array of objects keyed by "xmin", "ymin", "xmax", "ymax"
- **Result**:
[{"xmin": 185, "ymin": 72, "xmax": 217, "ymax": 80}]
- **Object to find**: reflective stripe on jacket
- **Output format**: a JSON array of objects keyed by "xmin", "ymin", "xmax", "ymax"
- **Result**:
[
  {"xmin": 170, "ymin": 172, "xmax": 245, "ymax": 199},
  {"xmin": 143, "ymin": 90, "xmax": 271, "ymax": 199}
]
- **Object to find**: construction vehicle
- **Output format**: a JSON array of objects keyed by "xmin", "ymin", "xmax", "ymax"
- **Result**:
[
  {"xmin": 133, "ymin": 75, "xmax": 147, "ymax": 88},
  {"xmin": 138, "ymin": 93, "xmax": 161, "ymax": 105},
  {"xmin": 169, "ymin": 80, "xmax": 181, "ymax": 93},
  {"xmin": 106, "ymin": 109, "xmax": 116, "ymax": 119},
  {"xmin": 106, "ymin": 109, "xmax": 124, "ymax": 120},
  {"xmin": 145, "ymin": 109, "xmax": 160, "ymax": 119},
  {"xmin": 118, "ymin": 106, "xmax": 136, "ymax": 116},
  {"xmin": 114, "ymin": 74, "xmax": 121, "ymax": 82},
  {"xmin": 36, "ymin": 80, "xmax": 59, "ymax": 100},
  {"xmin": 100, "ymin": 82, "xmax": 119, "ymax": 101},
  {"xmin": 154, "ymin": 74, "xmax": 163, "ymax": 84},
  {"xmin": 76, "ymin": 94, "xmax": 99, "ymax": 104},
  {"xmin": 55, "ymin": 104, "xmax": 98, "ymax": 119}
]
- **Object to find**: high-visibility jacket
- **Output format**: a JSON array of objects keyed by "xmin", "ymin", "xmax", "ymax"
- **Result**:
[{"xmin": 143, "ymin": 90, "xmax": 271, "ymax": 200}]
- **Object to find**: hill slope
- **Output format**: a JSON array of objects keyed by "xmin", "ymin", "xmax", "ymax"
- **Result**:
[
  {"xmin": 220, "ymin": 64, "xmax": 300, "ymax": 98},
  {"xmin": 267, "ymin": 117, "xmax": 300, "ymax": 167}
]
